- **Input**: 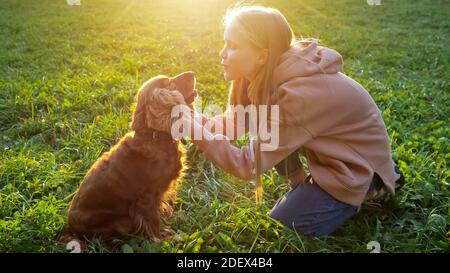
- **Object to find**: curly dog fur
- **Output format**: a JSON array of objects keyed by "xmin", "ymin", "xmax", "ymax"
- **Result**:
[{"xmin": 62, "ymin": 71, "xmax": 197, "ymax": 241}]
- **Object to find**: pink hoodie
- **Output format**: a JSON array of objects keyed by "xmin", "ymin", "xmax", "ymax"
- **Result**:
[{"xmin": 193, "ymin": 39, "xmax": 398, "ymax": 207}]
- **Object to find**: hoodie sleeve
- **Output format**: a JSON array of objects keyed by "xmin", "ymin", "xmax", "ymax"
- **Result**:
[
  {"xmin": 190, "ymin": 89, "xmax": 314, "ymax": 181},
  {"xmin": 191, "ymin": 108, "xmax": 254, "ymax": 180},
  {"xmin": 192, "ymin": 134, "xmax": 256, "ymax": 180},
  {"xmin": 191, "ymin": 121, "xmax": 313, "ymax": 181},
  {"xmin": 198, "ymin": 106, "xmax": 249, "ymax": 140}
]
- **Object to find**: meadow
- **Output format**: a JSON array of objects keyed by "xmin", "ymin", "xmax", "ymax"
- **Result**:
[{"xmin": 0, "ymin": 0, "xmax": 448, "ymax": 252}]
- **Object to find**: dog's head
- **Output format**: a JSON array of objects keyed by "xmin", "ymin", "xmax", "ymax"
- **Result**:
[{"xmin": 130, "ymin": 71, "xmax": 197, "ymax": 133}]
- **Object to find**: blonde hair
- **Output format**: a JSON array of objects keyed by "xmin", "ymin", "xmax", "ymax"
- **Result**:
[{"xmin": 222, "ymin": 5, "xmax": 297, "ymax": 203}]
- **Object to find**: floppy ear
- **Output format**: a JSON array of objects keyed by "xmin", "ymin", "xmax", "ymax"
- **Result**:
[
  {"xmin": 129, "ymin": 93, "xmax": 146, "ymax": 131},
  {"xmin": 144, "ymin": 88, "xmax": 186, "ymax": 132}
]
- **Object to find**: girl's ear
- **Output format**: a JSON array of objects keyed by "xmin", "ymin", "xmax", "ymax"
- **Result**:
[
  {"xmin": 257, "ymin": 48, "xmax": 269, "ymax": 65},
  {"xmin": 144, "ymin": 88, "xmax": 186, "ymax": 132}
]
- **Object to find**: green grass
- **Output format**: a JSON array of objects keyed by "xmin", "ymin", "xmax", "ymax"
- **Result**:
[{"xmin": 0, "ymin": 0, "xmax": 449, "ymax": 253}]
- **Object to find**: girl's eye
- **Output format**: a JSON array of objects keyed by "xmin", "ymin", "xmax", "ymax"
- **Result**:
[
  {"xmin": 230, "ymin": 42, "xmax": 238, "ymax": 50},
  {"xmin": 225, "ymin": 41, "xmax": 238, "ymax": 50}
]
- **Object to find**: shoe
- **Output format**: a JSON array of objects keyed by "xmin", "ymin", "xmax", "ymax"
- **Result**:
[{"xmin": 364, "ymin": 165, "xmax": 405, "ymax": 205}]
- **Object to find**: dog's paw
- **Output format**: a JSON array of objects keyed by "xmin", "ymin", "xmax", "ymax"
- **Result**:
[{"xmin": 151, "ymin": 228, "xmax": 180, "ymax": 244}]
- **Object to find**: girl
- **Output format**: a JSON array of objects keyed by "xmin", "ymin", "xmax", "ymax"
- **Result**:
[{"xmin": 185, "ymin": 5, "xmax": 404, "ymax": 237}]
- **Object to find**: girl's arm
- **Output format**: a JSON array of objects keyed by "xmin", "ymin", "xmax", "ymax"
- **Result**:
[
  {"xmin": 185, "ymin": 114, "xmax": 313, "ymax": 181},
  {"xmin": 197, "ymin": 107, "xmax": 249, "ymax": 140},
  {"xmin": 189, "ymin": 114, "xmax": 255, "ymax": 180}
]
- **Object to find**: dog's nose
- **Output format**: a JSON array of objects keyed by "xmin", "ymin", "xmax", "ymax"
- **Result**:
[{"xmin": 182, "ymin": 71, "xmax": 195, "ymax": 81}]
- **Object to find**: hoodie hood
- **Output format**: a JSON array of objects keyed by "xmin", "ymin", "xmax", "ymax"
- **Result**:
[{"xmin": 273, "ymin": 38, "xmax": 344, "ymax": 85}]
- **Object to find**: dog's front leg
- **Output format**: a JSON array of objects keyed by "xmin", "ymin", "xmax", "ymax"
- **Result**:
[{"xmin": 130, "ymin": 194, "xmax": 162, "ymax": 240}]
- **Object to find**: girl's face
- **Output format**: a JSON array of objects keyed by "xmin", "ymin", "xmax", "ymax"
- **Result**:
[{"xmin": 219, "ymin": 22, "xmax": 262, "ymax": 82}]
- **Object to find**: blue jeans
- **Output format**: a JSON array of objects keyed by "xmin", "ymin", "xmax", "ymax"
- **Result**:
[
  {"xmin": 269, "ymin": 176, "xmax": 359, "ymax": 237},
  {"xmin": 269, "ymin": 149, "xmax": 403, "ymax": 237},
  {"xmin": 270, "ymin": 151, "xmax": 373, "ymax": 237}
]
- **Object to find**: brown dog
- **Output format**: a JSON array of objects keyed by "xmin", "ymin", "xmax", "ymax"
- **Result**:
[{"xmin": 63, "ymin": 71, "xmax": 197, "ymax": 241}]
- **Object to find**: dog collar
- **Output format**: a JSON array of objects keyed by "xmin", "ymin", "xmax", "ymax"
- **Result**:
[{"xmin": 134, "ymin": 129, "xmax": 174, "ymax": 141}]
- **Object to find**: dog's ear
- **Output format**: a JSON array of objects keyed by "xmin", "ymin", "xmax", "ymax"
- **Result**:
[
  {"xmin": 130, "ymin": 93, "xmax": 146, "ymax": 132},
  {"xmin": 130, "ymin": 76, "xmax": 171, "ymax": 132},
  {"xmin": 130, "ymin": 109, "xmax": 144, "ymax": 132},
  {"xmin": 144, "ymin": 88, "xmax": 186, "ymax": 132}
]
